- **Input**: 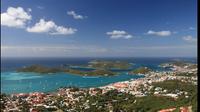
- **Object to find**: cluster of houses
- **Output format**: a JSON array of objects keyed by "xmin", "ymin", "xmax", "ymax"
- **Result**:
[
  {"xmin": 1, "ymin": 63, "xmax": 197, "ymax": 112},
  {"xmin": 1, "ymin": 87, "xmax": 106, "ymax": 112},
  {"xmin": 100, "ymin": 67, "xmax": 197, "ymax": 99},
  {"xmin": 158, "ymin": 106, "xmax": 192, "ymax": 112}
]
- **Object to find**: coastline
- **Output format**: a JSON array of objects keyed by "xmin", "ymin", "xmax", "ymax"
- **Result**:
[
  {"xmin": 1, "ymin": 71, "xmax": 144, "ymax": 94},
  {"xmin": 1, "ymin": 61, "xmax": 197, "ymax": 112}
]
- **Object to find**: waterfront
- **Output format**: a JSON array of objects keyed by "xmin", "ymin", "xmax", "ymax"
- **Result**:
[
  {"xmin": 1, "ymin": 57, "xmax": 196, "ymax": 94},
  {"xmin": 1, "ymin": 71, "xmax": 144, "ymax": 94},
  {"xmin": 1, "ymin": 60, "xmax": 197, "ymax": 112}
]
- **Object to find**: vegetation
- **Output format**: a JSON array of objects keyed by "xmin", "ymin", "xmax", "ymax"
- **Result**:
[
  {"xmin": 129, "ymin": 67, "xmax": 152, "ymax": 74},
  {"xmin": 69, "ymin": 88, "xmax": 197, "ymax": 112},
  {"xmin": 160, "ymin": 61, "xmax": 197, "ymax": 68},
  {"xmin": 16, "ymin": 65, "xmax": 63, "ymax": 74},
  {"xmin": 152, "ymin": 80, "xmax": 197, "ymax": 111},
  {"xmin": 1, "ymin": 79, "xmax": 197, "ymax": 112},
  {"xmin": 176, "ymin": 72, "xmax": 197, "ymax": 77},
  {"xmin": 0, "ymin": 94, "xmax": 6, "ymax": 112},
  {"xmin": 171, "ymin": 61, "xmax": 189, "ymax": 67},
  {"xmin": 17, "ymin": 60, "xmax": 133, "ymax": 76},
  {"xmin": 88, "ymin": 60, "xmax": 132, "ymax": 69},
  {"xmin": 17, "ymin": 64, "xmax": 116, "ymax": 76},
  {"xmin": 187, "ymin": 64, "xmax": 197, "ymax": 69},
  {"xmin": 152, "ymin": 80, "xmax": 197, "ymax": 93}
]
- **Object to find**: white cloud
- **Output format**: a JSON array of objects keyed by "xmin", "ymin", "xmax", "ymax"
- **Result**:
[
  {"xmin": 116, "ymin": 45, "xmax": 197, "ymax": 57},
  {"xmin": 1, "ymin": 7, "xmax": 32, "ymax": 28},
  {"xmin": 1, "ymin": 45, "xmax": 108, "ymax": 57},
  {"xmin": 1, "ymin": 44, "xmax": 197, "ymax": 57},
  {"xmin": 27, "ymin": 8, "xmax": 32, "ymax": 12},
  {"xmin": 147, "ymin": 30, "xmax": 171, "ymax": 36},
  {"xmin": 126, "ymin": 45, "xmax": 197, "ymax": 50},
  {"xmin": 189, "ymin": 27, "xmax": 195, "ymax": 30},
  {"xmin": 183, "ymin": 35, "xmax": 197, "ymax": 43},
  {"xmin": 106, "ymin": 30, "xmax": 133, "ymax": 39},
  {"xmin": 27, "ymin": 19, "xmax": 77, "ymax": 35},
  {"xmin": 67, "ymin": 11, "xmax": 85, "ymax": 20}
]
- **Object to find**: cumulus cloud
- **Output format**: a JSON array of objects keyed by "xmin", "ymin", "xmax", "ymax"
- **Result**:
[
  {"xmin": 1, "ymin": 7, "xmax": 32, "ymax": 28},
  {"xmin": 67, "ymin": 11, "xmax": 85, "ymax": 20},
  {"xmin": 27, "ymin": 19, "xmax": 77, "ymax": 35},
  {"xmin": 183, "ymin": 35, "xmax": 197, "ymax": 43},
  {"xmin": 106, "ymin": 30, "xmax": 133, "ymax": 39},
  {"xmin": 147, "ymin": 30, "xmax": 171, "ymax": 36}
]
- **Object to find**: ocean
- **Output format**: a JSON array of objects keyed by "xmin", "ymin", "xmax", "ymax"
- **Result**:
[{"xmin": 1, "ymin": 57, "xmax": 197, "ymax": 94}]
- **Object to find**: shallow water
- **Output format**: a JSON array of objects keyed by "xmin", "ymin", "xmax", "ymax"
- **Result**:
[
  {"xmin": 1, "ymin": 72, "xmax": 144, "ymax": 94},
  {"xmin": 1, "ymin": 57, "xmax": 196, "ymax": 94}
]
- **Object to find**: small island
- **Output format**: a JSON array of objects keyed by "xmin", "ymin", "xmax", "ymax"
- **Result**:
[
  {"xmin": 17, "ymin": 64, "xmax": 116, "ymax": 76},
  {"xmin": 129, "ymin": 67, "xmax": 152, "ymax": 74},
  {"xmin": 17, "ymin": 65, "xmax": 63, "ymax": 74},
  {"xmin": 87, "ymin": 60, "xmax": 132, "ymax": 69}
]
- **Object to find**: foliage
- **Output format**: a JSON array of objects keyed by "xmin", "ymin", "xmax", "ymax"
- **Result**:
[
  {"xmin": 17, "ymin": 65, "xmax": 63, "ymax": 74},
  {"xmin": 88, "ymin": 60, "xmax": 132, "ymax": 69},
  {"xmin": 130, "ymin": 67, "xmax": 152, "ymax": 74},
  {"xmin": 17, "ymin": 64, "xmax": 116, "ymax": 76}
]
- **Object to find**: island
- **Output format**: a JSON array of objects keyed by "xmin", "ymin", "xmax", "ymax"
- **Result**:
[
  {"xmin": 16, "ymin": 64, "xmax": 116, "ymax": 76},
  {"xmin": 87, "ymin": 60, "xmax": 132, "ymax": 69},
  {"xmin": 15, "ymin": 60, "xmax": 133, "ymax": 76},
  {"xmin": 2, "ymin": 61, "xmax": 197, "ymax": 112},
  {"xmin": 129, "ymin": 67, "xmax": 152, "ymax": 74},
  {"xmin": 16, "ymin": 65, "xmax": 63, "ymax": 74},
  {"xmin": 2, "ymin": 66, "xmax": 197, "ymax": 112}
]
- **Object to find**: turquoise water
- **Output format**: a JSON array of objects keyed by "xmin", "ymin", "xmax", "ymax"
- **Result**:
[
  {"xmin": 1, "ymin": 71, "xmax": 144, "ymax": 94},
  {"xmin": 1, "ymin": 57, "xmax": 196, "ymax": 94}
]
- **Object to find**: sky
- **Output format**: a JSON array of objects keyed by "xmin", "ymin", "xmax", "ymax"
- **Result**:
[{"xmin": 1, "ymin": 0, "xmax": 197, "ymax": 57}]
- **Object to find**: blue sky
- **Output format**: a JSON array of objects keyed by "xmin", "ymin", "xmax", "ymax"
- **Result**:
[{"xmin": 1, "ymin": 0, "xmax": 197, "ymax": 57}]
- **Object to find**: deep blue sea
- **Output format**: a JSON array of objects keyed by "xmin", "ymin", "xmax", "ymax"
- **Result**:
[{"xmin": 1, "ymin": 57, "xmax": 197, "ymax": 94}]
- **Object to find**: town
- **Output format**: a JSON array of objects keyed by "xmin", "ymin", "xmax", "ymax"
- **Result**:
[{"xmin": 1, "ymin": 62, "xmax": 197, "ymax": 112}]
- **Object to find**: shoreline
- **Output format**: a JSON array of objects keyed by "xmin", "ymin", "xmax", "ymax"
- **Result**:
[
  {"xmin": 1, "ymin": 72, "xmax": 145, "ymax": 95},
  {"xmin": 1, "ymin": 61, "xmax": 197, "ymax": 95},
  {"xmin": 1, "ymin": 62, "xmax": 197, "ymax": 112},
  {"xmin": 3, "ymin": 68, "xmax": 197, "ymax": 95}
]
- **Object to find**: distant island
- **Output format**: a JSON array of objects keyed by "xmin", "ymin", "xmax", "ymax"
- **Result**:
[
  {"xmin": 129, "ymin": 67, "xmax": 152, "ymax": 75},
  {"xmin": 16, "ymin": 60, "xmax": 133, "ymax": 76},
  {"xmin": 7, "ymin": 60, "xmax": 197, "ymax": 112},
  {"xmin": 86, "ymin": 60, "xmax": 132, "ymax": 69},
  {"xmin": 16, "ymin": 64, "xmax": 116, "ymax": 76},
  {"xmin": 17, "ymin": 65, "xmax": 63, "ymax": 74}
]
